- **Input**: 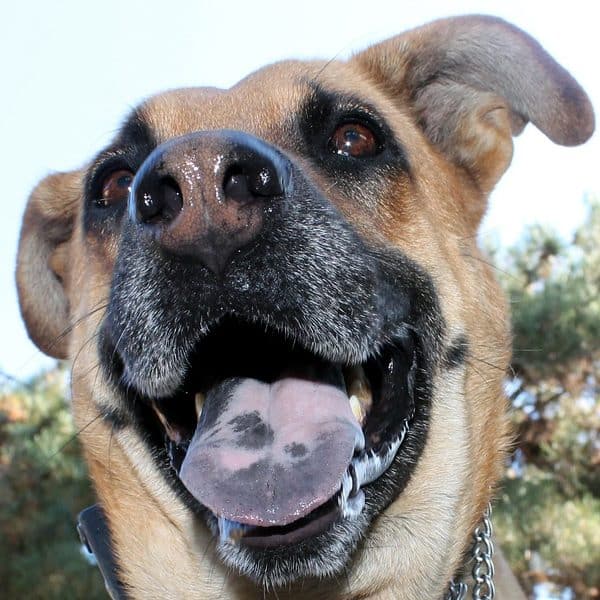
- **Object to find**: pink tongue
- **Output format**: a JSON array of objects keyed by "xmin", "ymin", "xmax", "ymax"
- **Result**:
[{"xmin": 179, "ymin": 377, "xmax": 364, "ymax": 526}]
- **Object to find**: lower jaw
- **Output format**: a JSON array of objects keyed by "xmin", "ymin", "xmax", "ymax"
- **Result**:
[
  {"xmin": 104, "ymin": 323, "xmax": 429, "ymax": 581},
  {"xmin": 213, "ymin": 507, "xmax": 369, "ymax": 588}
]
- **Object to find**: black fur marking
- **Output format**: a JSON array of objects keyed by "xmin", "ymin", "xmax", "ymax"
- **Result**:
[
  {"xmin": 83, "ymin": 110, "xmax": 156, "ymax": 232},
  {"xmin": 100, "ymin": 235, "xmax": 445, "ymax": 587},
  {"xmin": 444, "ymin": 335, "xmax": 469, "ymax": 369},
  {"xmin": 116, "ymin": 110, "xmax": 156, "ymax": 150},
  {"xmin": 298, "ymin": 83, "xmax": 410, "ymax": 181},
  {"xmin": 97, "ymin": 405, "xmax": 129, "ymax": 431}
]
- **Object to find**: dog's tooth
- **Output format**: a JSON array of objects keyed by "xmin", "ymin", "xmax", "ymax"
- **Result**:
[
  {"xmin": 349, "ymin": 395, "xmax": 366, "ymax": 425},
  {"xmin": 346, "ymin": 365, "xmax": 370, "ymax": 397},
  {"xmin": 338, "ymin": 481, "xmax": 365, "ymax": 520},
  {"xmin": 345, "ymin": 365, "xmax": 372, "ymax": 414},
  {"xmin": 195, "ymin": 392, "xmax": 205, "ymax": 420}
]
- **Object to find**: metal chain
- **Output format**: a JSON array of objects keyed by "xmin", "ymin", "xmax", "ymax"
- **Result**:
[
  {"xmin": 445, "ymin": 580, "xmax": 468, "ymax": 600},
  {"xmin": 471, "ymin": 504, "xmax": 495, "ymax": 599},
  {"xmin": 444, "ymin": 504, "xmax": 495, "ymax": 600}
]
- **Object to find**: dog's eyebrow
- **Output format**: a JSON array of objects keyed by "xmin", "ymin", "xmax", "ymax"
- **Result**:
[
  {"xmin": 85, "ymin": 111, "xmax": 156, "ymax": 193},
  {"xmin": 115, "ymin": 109, "xmax": 157, "ymax": 151},
  {"xmin": 302, "ymin": 80, "xmax": 386, "ymax": 130}
]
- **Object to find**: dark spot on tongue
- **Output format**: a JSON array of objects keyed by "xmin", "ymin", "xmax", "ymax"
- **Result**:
[
  {"xmin": 228, "ymin": 411, "xmax": 275, "ymax": 450},
  {"xmin": 285, "ymin": 442, "xmax": 307, "ymax": 458},
  {"xmin": 179, "ymin": 376, "xmax": 364, "ymax": 526}
]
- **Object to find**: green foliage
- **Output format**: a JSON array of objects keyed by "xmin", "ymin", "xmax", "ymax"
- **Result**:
[
  {"xmin": 0, "ymin": 368, "xmax": 105, "ymax": 599},
  {"xmin": 502, "ymin": 199, "xmax": 600, "ymax": 379},
  {"xmin": 496, "ymin": 469, "xmax": 600, "ymax": 595},
  {"xmin": 493, "ymin": 197, "xmax": 600, "ymax": 599}
]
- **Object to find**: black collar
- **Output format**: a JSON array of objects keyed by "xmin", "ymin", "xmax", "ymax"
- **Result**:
[{"xmin": 77, "ymin": 505, "xmax": 127, "ymax": 600}]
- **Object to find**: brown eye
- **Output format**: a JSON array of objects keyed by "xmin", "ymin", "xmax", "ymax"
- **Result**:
[
  {"xmin": 329, "ymin": 122, "xmax": 380, "ymax": 158},
  {"xmin": 97, "ymin": 169, "xmax": 134, "ymax": 207}
]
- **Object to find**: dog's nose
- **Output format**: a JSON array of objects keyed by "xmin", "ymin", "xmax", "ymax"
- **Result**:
[{"xmin": 130, "ymin": 130, "xmax": 291, "ymax": 274}]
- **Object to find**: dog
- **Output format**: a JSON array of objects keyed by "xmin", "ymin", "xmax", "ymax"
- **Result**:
[{"xmin": 16, "ymin": 15, "xmax": 593, "ymax": 599}]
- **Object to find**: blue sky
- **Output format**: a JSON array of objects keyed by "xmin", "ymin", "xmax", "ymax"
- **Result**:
[{"xmin": 2, "ymin": 0, "xmax": 598, "ymax": 379}]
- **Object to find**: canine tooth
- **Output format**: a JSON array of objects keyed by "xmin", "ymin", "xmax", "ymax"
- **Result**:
[
  {"xmin": 345, "ymin": 365, "xmax": 372, "ymax": 415},
  {"xmin": 338, "ymin": 486, "xmax": 365, "ymax": 519},
  {"xmin": 195, "ymin": 392, "xmax": 205, "ymax": 420},
  {"xmin": 349, "ymin": 395, "xmax": 366, "ymax": 425},
  {"xmin": 340, "ymin": 470, "xmax": 353, "ymax": 500}
]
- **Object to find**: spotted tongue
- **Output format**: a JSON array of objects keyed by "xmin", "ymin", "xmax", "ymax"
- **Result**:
[{"xmin": 179, "ymin": 376, "xmax": 365, "ymax": 526}]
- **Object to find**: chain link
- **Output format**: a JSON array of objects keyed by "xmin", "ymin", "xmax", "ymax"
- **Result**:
[
  {"xmin": 445, "ymin": 580, "xmax": 468, "ymax": 600},
  {"xmin": 444, "ymin": 504, "xmax": 495, "ymax": 600},
  {"xmin": 471, "ymin": 504, "xmax": 495, "ymax": 600}
]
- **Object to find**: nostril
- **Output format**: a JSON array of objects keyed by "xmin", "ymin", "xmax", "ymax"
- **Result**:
[
  {"xmin": 137, "ymin": 176, "xmax": 183, "ymax": 224},
  {"xmin": 159, "ymin": 177, "xmax": 184, "ymax": 221},
  {"xmin": 248, "ymin": 164, "xmax": 283, "ymax": 197},
  {"xmin": 223, "ymin": 167, "xmax": 252, "ymax": 204},
  {"xmin": 222, "ymin": 160, "xmax": 285, "ymax": 204}
]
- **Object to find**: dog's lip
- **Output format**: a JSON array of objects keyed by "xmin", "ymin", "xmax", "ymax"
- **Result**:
[
  {"xmin": 217, "ymin": 496, "xmax": 343, "ymax": 549},
  {"xmin": 240, "ymin": 506, "xmax": 340, "ymax": 548}
]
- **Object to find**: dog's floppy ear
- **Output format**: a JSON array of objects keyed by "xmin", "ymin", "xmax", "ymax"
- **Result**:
[
  {"xmin": 16, "ymin": 170, "xmax": 81, "ymax": 358},
  {"xmin": 353, "ymin": 15, "xmax": 594, "ymax": 195}
]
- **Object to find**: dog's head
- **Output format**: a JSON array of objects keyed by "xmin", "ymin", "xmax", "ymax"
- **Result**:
[{"xmin": 16, "ymin": 16, "xmax": 593, "ymax": 599}]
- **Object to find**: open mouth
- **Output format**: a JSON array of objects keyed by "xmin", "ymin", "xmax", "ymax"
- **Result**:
[{"xmin": 133, "ymin": 317, "xmax": 418, "ymax": 549}]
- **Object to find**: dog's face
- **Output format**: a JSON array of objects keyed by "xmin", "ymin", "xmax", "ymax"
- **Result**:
[{"xmin": 16, "ymin": 16, "xmax": 593, "ymax": 599}]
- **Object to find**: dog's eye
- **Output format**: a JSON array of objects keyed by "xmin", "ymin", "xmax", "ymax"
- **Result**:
[
  {"xmin": 328, "ymin": 122, "xmax": 380, "ymax": 158},
  {"xmin": 96, "ymin": 169, "xmax": 134, "ymax": 207}
]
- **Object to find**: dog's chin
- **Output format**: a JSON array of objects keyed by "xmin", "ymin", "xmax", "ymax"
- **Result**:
[
  {"xmin": 213, "ymin": 506, "xmax": 370, "ymax": 587},
  {"xmin": 101, "ymin": 315, "xmax": 431, "ymax": 587}
]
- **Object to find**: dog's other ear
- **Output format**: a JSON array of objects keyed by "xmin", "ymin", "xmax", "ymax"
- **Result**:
[
  {"xmin": 16, "ymin": 170, "xmax": 81, "ymax": 358},
  {"xmin": 353, "ymin": 15, "xmax": 594, "ymax": 196}
]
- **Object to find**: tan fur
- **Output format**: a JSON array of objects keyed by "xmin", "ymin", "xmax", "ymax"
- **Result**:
[
  {"xmin": 17, "ymin": 170, "xmax": 82, "ymax": 357},
  {"xmin": 16, "ymin": 16, "xmax": 593, "ymax": 599}
]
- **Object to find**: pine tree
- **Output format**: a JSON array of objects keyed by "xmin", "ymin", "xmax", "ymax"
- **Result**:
[
  {"xmin": 0, "ymin": 368, "xmax": 105, "ymax": 599},
  {"xmin": 494, "ymin": 198, "xmax": 600, "ymax": 599}
]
